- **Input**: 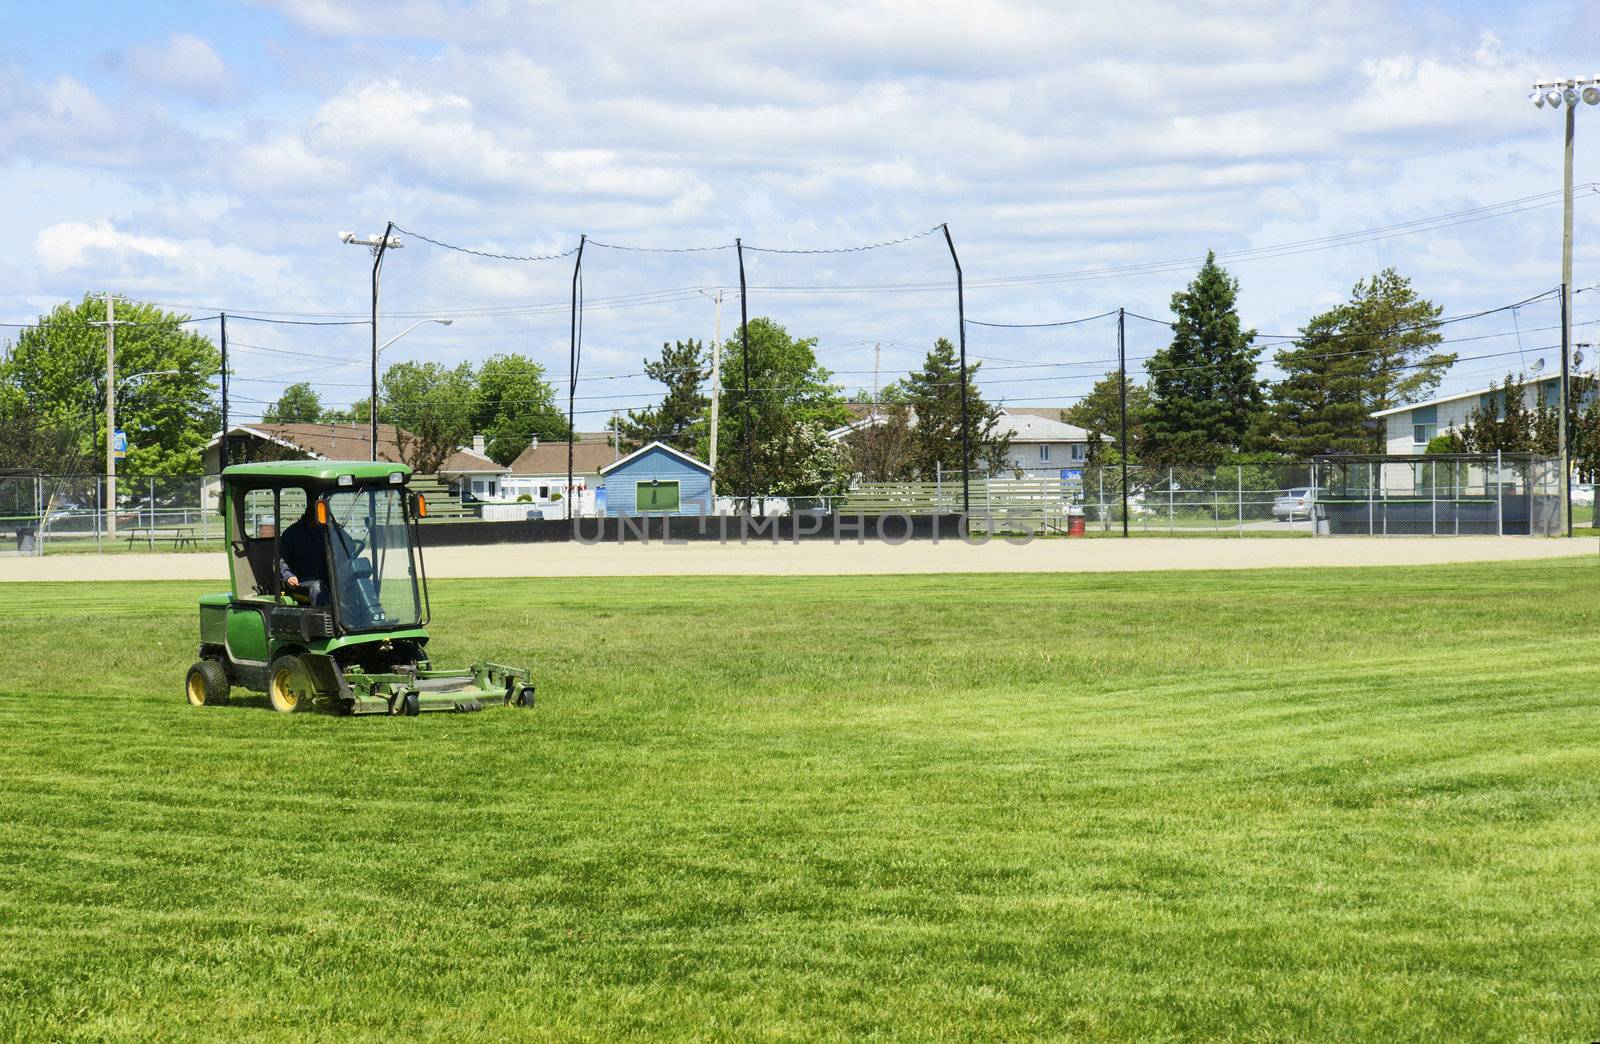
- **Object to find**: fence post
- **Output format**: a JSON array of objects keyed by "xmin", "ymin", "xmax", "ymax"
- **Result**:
[
  {"xmin": 95, "ymin": 476, "xmax": 103, "ymax": 551},
  {"xmin": 1168, "ymin": 467, "xmax": 1174, "ymax": 533},
  {"xmin": 1430, "ymin": 462, "xmax": 1437, "ymax": 537},
  {"xmin": 1212, "ymin": 472, "xmax": 1219, "ymax": 531},
  {"xmin": 1237, "ymin": 465, "xmax": 1244, "ymax": 534},
  {"xmin": 1367, "ymin": 462, "xmax": 1375, "ymax": 536},
  {"xmin": 1496, "ymin": 450, "xmax": 1504, "ymax": 536}
]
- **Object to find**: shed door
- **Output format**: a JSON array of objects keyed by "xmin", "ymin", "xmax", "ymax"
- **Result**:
[{"xmin": 635, "ymin": 479, "xmax": 680, "ymax": 512}]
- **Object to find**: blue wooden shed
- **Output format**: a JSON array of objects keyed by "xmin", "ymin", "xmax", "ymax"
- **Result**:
[{"xmin": 598, "ymin": 441, "xmax": 713, "ymax": 516}]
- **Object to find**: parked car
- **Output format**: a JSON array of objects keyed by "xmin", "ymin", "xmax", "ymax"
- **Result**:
[{"xmin": 1272, "ymin": 487, "xmax": 1315, "ymax": 520}]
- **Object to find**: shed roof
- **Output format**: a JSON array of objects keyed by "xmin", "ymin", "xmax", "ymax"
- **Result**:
[{"xmin": 599, "ymin": 440, "xmax": 712, "ymax": 476}]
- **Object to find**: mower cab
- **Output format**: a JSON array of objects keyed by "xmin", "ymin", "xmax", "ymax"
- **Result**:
[{"xmin": 184, "ymin": 461, "xmax": 534, "ymax": 715}]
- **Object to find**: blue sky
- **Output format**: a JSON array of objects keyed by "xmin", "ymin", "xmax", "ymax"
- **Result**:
[{"xmin": 4, "ymin": 0, "xmax": 1600, "ymax": 423}]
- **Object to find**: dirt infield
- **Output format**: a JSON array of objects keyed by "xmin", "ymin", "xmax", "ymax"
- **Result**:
[{"xmin": 1, "ymin": 536, "xmax": 1593, "ymax": 582}]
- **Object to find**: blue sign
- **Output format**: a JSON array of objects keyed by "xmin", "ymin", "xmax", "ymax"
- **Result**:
[
  {"xmin": 594, "ymin": 486, "xmax": 607, "ymax": 515},
  {"xmin": 1060, "ymin": 467, "xmax": 1083, "ymax": 483},
  {"xmin": 112, "ymin": 428, "xmax": 128, "ymax": 459}
]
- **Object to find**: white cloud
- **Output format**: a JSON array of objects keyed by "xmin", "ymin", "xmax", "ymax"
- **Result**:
[{"xmin": 125, "ymin": 33, "xmax": 237, "ymax": 106}]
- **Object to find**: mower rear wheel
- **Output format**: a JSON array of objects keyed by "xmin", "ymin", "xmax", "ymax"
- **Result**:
[
  {"xmin": 268, "ymin": 654, "xmax": 313, "ymax": 713},
  {"xmin": 185, "ymin": 659, "xmax": 230, "ymax": 707}
]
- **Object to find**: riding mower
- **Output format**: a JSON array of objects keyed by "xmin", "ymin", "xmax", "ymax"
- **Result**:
[{"xmin": 185, "ymin": 461, "xmax": 535, "ymax": 715}]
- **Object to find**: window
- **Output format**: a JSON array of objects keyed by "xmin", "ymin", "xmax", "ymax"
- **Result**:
[
  {"xmin": 1070, "ymin": 443, "xmax": 1087, "ymax": 462},
  {"xmin": 634, "ymin": 479, "xmax": 680, "ymax": 512},
  {"xmin": 1039, "ymin": 444, "xmax": 1051, "ymax": 463},
  {"xmin": 1413, "ymin": 423, "xmax": 1437, "ymax": 447}
]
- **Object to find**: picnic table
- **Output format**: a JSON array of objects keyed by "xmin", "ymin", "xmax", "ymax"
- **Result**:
[{"xmin": 126, "ymin": 525, "xmax": 198, "ymax": 549}]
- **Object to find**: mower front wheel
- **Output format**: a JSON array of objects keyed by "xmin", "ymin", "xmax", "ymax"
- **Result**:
[
  {"xmin": 185, "ymin": 659, "xmax": 230, "ymax": 707},
  {"xmin": 267, "ymin": 654, "xmax": 313, "ymax": 713}
]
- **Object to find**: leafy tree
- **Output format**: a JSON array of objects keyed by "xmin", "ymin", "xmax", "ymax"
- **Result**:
[
  {"xmin": 0, "ymin": 295, "xmax": 219, "ymax": 474},
  {"xmin": 618, "ymin": 339, "xmax": 710, "ymax": 453},
  {"xmin": 380, "ymin": 361, "xmax": 477, "ymax": 474},
  {"xmin": 1063, "ymin": 372, "xmax": 1151, "ymax": 463},
  {"xmin": 1143, "ymin": 253, "xmax": 1261, "ymax": 463},
  {"xmin": 714, "ymin": 318, "xmax": 850, "ymax": 499},
  {"xmin": 842, "ymin": 402, "xmax": 917, "ymax": 481},
  {"xmin": 0, "ymin": 386, "xmax": 80, "ymax": 471},
  {"xmin": 1460, "ymin": 372, "xmax": 1558, "ymax": 455},
  {"xmin": 470, "ymin": 354, "xmax": 567, "ymax": 465},
  {"xmin": 1572, "ymin": 375, "xmax": 1600, "ymax": 482},
  {"xmin": 1425, "ymin": 429, "xmax": 1466, "ymax": 454},
  {"xmin": 902, "ymin": 337, "xmax": 1009, "ymax": 476},
  {"xmin": 1270, "ymin": 269, "xmax": 1449, "ymax": 455},
  {"xmin": 261, "ymin": 382, "xmax": 324, "ymax": 424}
]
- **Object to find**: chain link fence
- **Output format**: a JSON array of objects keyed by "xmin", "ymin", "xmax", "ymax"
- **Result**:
[
  {"xmin": 0, "ymin": 456, "xmax": 1570, "ymax": 555},
  {"xmin": 0, "ymin": 474, "xmax": 221, "ymax": 556}
]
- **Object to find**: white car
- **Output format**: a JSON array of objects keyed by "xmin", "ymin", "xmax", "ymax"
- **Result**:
[{"xmin": 1272, "ymin": 487, "xmax": 1315, "ymax": 520}]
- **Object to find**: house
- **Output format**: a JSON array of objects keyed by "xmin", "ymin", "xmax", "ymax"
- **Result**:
[
  {"xmin": 204, "ymin": 422, "xmax": 506, "ymax": 507},
  {"xmin": 997, "ymin": 410, "xmax": 1101, "ymax": 477},
  {"xmin": 598, "ymin": 441, "xmax": 713, "ymax": 516},
  {"xmin": 1371, "ymin": 378, "xmax": 1563, "ymax": 456},
  {"xmin": 500, "ymin": 433, "xmax": 616, "ymax": 513},
  {"xmin": 829, "ymin": 405, "xmax": 1098, "ymax": 478}
]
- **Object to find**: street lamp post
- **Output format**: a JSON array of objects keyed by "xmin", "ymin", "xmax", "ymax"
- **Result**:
[
  {"xmin": 340, "ymin": 226, "xmax": 404, "ymax": 459},
  {"xmin": 1529, "ymin": 76, "xmax": 1599, "ymax": 536}
]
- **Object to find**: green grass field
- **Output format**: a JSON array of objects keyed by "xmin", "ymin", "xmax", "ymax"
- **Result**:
[{"xmin": 2, "ymin": 560, "xmax": 1599, "ymax": 1040}]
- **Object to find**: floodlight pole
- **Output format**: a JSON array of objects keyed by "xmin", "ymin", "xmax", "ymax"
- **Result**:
[
  {"xmin": 567, "ymin": 235, "xmax": 586, "ymax": 522},
  {"xmin": 1118, "ymin": 307, "xmax": 1129, "ymax": 538},
  {"xmin": 941, "ymin": 224, "xmax": 970, "ymax": 517},
  {"xmin": 1561, "ymin": 101, "xmax": 1575, "ymax": 537},
  {"xmin": 737, "ymin": 238, "xmax": 752, "ymax": 514},
  {"xmin": 103, "ymin": 293, "xmax": 116, "ymax": 540}
]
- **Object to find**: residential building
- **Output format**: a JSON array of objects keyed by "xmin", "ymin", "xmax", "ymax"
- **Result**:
[
  {"xmin": 1371, "ymin": 378, "xmax": 1563, "ymax": 455},
  {"xmin": 501, "ymin": 433, "xmax": 616, "ymax": 513}
]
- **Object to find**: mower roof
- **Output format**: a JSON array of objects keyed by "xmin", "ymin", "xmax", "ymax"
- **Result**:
[{"xmin": 222, "ymin": 460, "xmax": 414, "ymax": 487}]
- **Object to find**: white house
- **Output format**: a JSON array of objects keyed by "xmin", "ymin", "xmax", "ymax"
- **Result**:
[
  {"xmin": 996, "ymin": 410, "xmax": 1102, "ymax": 477},
  {"xmin": 1371, "ymin": 378, "xmax": 1562, "ymax": 455},
  {"xmin": 827, "ymin": 405, "xmax": 1102, "ymax": 477}
]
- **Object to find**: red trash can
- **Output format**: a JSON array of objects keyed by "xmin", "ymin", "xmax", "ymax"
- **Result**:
[{"xmin": 1067, "ymin": 506, "xmax": 1086, "ymax": 537}]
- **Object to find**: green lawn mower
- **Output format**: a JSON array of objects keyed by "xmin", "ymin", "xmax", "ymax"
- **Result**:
[{"xmin": 185, "ymin": 461, "xmax": 535, "ymax": 716}]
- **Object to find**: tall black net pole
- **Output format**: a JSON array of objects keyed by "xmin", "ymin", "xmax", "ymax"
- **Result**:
[
  {"xmin": 567, "ymin": 235, "xmax": 586, "ymax": 522},
  {"xmin": 370, "ymin": 220, "xmax": 394, "ymax": 462},
  {"xmin": 1118, "ymin": 307, "xmax": 1128, "ymax": 538},
  {"xmin": 219, "ymin": 311, "xmax": 229, "ymax": 479},
  {"xmin": 737, "ymin": 237, "xmax": 751, "ymax": 513},
  {"xmin": 941, "ymin": 224, "xmax": 970, "ymax": 516}
]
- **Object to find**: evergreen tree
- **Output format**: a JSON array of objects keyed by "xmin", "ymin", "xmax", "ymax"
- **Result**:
[
  {"xmin": 1270, "ymin": 269, "xmax": 1449, "ymax": 454},
  {"xmin": 618, "ymin": 339, "xmax": 710, "ymax": 452},
  {"xmin": 902, "ymin": 337, "xmax": 1009, "ymax": 476},
  {"xmin": 1143, "ymin": 253, "xmax": 1262, "ymax": 464}
]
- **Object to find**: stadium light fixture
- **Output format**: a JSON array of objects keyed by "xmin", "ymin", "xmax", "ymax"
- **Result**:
[
  {"xmin": 1526, "ymin": 75, "xmax": 1600, "ymax": 536},
  {"xmin": 1531, "ymin": 90, "xmax": 1547, "ymax": 108}
]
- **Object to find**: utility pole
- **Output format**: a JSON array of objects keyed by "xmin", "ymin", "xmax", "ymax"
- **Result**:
[
  {"xmin": 104, "ymin": 293, "xmax": 117, "ymax": 540},
  {"xmin": 872, "ymin": 341, "xmax": 882, "ymax": 418},
  {"xmin": 700, "ymin": 288, "xmax": 723, "ymax": 494},
  {"xmin": 1118, "ymin": 307, "xmax": 1129, "ymax": 539}
]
